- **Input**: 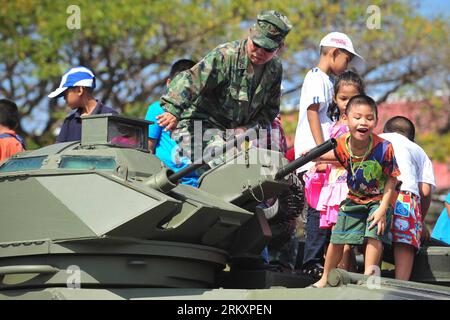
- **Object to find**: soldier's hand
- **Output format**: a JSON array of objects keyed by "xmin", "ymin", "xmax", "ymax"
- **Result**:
[{"xmin": 156, "ymin": 112, "xmax": 178, "ymax": 132}]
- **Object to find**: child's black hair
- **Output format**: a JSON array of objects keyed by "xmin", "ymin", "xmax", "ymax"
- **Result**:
[
  {"xmin": 0, "ymin": 98, "xmax": 20, "ymax": 129},
  {"xmin": 345, "ymin": 94, "xmax": 378, "ymax": 119},
  {"xmin": 383, "ymin": 116, "xmax": 416, "ymax": 141},
  {"xmin": 169, "ymin": 59, "xmax": 196, "ymax": 79},
  {"xmin": 327, "ymin": 71, "xmax": 365, "ymax": 121}
]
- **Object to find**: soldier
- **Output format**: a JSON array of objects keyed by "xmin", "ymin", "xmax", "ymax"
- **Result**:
[{"xmin": 158, "ymin": 10, "xmax": 292, "ymax": 163}]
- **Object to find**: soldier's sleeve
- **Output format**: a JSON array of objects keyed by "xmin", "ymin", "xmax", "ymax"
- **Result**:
[
  {"xmin": 246, "ymin": 68, "xmax": 281, "ymax": 129},
  {"xmin": 160, "ymin": 49, "xmax": 226, "ymax": 119}
]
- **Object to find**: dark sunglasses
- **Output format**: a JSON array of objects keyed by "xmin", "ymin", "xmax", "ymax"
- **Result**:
[{"xmin": 253, "ymin": 41, "xmax": 278, "ymax": 53}]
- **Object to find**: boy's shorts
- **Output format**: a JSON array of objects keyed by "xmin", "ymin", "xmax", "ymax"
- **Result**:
[
  {"xmin": 331, "ymin": 198, "xmax": 392, "ymax": 245},
  {"xmin": 390, "ymin": 191, "xmax": 422, "ymax": 249}
]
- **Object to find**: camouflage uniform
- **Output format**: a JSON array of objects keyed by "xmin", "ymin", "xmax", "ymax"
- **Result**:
[{"xmin": 160, "ymin": 10, "xmax": 292, "ymax": 162}]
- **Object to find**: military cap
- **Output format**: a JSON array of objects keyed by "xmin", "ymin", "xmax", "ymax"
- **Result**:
[{"xmin": 250, "ymin": 10, "xmax": 292, "ymax": 51}]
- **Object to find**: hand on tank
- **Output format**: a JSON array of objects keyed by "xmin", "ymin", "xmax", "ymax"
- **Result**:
[
  {"xmin": 156, "ymin": 112, "xmax": 178, "ymax": 131},
  {"xmin": 300, "ymin": 149, "xmax": 328, "ymax": 172},
  {"xmin": 300, "ymin": 149, "xmax": 310, "ymax": 156}
]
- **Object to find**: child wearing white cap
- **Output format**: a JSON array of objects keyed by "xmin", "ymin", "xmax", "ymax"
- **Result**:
[
  {"xmin": 294, "ymin": 32, "xmax": 363, "ymax": 279},
  {"xmin": 48, "ymin": 66, "xmax": 118, "ymax": 143}
]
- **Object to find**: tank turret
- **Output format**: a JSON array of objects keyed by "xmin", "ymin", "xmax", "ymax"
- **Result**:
[
  {"xmin": 0, "ymin": 114, "xmax": 449, "ymax": 300},
  {"xmin": 0, "ymin": 115, "xmax": 256, "ymax": 290}
]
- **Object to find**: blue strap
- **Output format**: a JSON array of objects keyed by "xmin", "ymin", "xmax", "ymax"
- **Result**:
[{"xmin": 0, "ymin": 133, "xmax": 26, "ymax": 149}]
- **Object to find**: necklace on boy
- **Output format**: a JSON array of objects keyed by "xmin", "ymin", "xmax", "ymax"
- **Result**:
[{"xmin": 346, "ymin": 135, "xmax": 372, "ymax": 178}]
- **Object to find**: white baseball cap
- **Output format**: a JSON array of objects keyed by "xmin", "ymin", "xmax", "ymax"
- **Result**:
[
  {"xmin": 48, "ymin": 66, "xmax": 96, "ymax": 98},
  {"xmin": 319, "ymin": 32, "xmax": 363, "ymax": 62}
]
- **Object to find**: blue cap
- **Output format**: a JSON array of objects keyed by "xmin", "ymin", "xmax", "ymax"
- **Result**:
[{"xmin": 48, "ymin": 66, "xmax": 96, "ymax": 98}]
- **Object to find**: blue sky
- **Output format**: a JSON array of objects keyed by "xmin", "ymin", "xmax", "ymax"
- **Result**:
[{"xmin": 419, "ymin": 0, "xmax": 449, "ymax": 18}]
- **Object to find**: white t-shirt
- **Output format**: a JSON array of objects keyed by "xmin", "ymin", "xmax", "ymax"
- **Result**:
[
  {"xmin": 379, "ymin": 132, "xmax": 436, "ymax": 196},
  {"xmin": 294, "ymin": 67, "xmax": 334, "ymax": 172}
]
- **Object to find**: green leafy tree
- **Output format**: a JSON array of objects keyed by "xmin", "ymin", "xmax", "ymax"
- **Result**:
[{"xmin": 0, "ymin": 0, "xmax": 448, "ymax": 150}]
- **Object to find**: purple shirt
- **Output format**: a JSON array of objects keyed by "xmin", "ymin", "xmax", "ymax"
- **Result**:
[{"xmin": 56, "ymin": 101, "xmax": 118, "ymax": 143}]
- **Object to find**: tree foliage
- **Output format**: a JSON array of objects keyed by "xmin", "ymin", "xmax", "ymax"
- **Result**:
[{"xmin": 0, "ymin": 0, "xmax": 449, "ymax": 156}]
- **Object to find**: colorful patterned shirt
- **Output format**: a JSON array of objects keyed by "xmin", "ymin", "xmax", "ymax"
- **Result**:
[{"xmin": 334, "ymin": 133, "xmax": 400, "ymax": 204}]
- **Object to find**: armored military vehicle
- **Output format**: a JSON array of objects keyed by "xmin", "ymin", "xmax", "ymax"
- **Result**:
[{"xmin": 0, "ymin": 114, "xmax": 449, "ymax": 300}]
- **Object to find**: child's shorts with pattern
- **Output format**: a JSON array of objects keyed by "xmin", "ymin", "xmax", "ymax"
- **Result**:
[
  {"xmin": 390, "ymin": 191, "xmax": 422, "ymax": 249},
  {"xmin": 331, "ymin": 198, "xmax": 392, "ymax": 245}
]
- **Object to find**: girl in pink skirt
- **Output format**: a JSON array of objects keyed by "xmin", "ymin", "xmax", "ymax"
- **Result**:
[
  {"xmin": 315, "ymin": 71, "xmax": 366, "ymax": 229},
  {"xmin": 307, "ymin": 71, "xmax": 365, "ymax": 271}
]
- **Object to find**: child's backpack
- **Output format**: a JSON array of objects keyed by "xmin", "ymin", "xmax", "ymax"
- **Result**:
[{"xmin": 0, "ymin": 133, "xmax": 26, "ymax": 150}]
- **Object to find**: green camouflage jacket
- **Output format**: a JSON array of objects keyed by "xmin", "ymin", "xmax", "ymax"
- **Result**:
[{"xmin": 160, "ymin": 39, "xmax": 282, "ymax": 130}]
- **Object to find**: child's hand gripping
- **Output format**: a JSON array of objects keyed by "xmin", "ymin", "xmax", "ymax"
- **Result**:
[
  {"xmin": 301, "ymin": 149, "xmax": 329, "ymax": 172},
  {"xmin": 367, "ymin": 207, "xmax": 387, "ymax": 235}
]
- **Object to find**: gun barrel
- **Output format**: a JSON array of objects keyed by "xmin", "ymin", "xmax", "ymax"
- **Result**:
[
  {"xmin": 168, "ymin": 126, "xmax": 259, "ymax": 184},
  {"xmin": 168, "ymin": 163, "xmax": 204, "ymax": 184},
  {"xmin": 274, "ymin": 138, "xmax": 337, "ymax": 180}
]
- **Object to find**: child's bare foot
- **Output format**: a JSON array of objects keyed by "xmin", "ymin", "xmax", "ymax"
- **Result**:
[{"xmin": 311, "ymin": 278, "xmax": 327, "ymax": 288}]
